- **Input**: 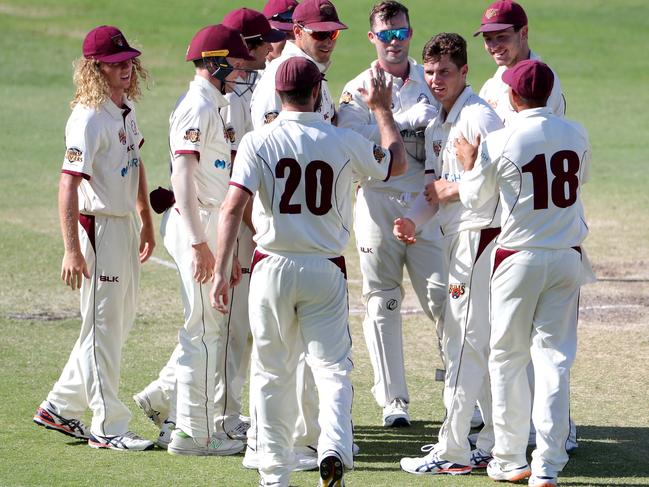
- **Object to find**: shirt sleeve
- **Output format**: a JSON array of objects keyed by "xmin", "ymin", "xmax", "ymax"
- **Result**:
[
  {"xmin": 548, "ymin": 72, "xmax": 567, "ymax": 117},
  {"xmin": 229, "ymin": 132, "xmax": 260, "ymax": 196},
  {"xmin": 250, "ymin": 70, "xmax": 282, "ymax": 130},
  {"xmin": 62, "ymin": 111, "xmax": 98, "ymax": 180},
  {"xmin": 169, "ymin": 102, "xmax": 205, "ymax": 159},
  {"xmin": 344, "ymin": 129, "xmax": 391, "ymax": 182},
  {"xmin": 221, "ymin": 93, "xmax": 246, "ymax": 152},
  {"xmin": 459, "ymin": 137, "xmax": 500, "ymax": 209}
]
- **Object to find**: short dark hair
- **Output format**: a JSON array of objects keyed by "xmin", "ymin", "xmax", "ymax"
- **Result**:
[
  {"xmin": 369, "ymin": 1, "xmax": 409, "ymax": 29},
  {"xmin": 513, "ymin": 92, "xmax": 549, "ymax": 109},
  {"xmin": 277, "ymin": 84, "xmax": 318, "ymax": 106},
  {"xmin": 422, "ymin": 33, "xmax": 467, "ymax": 69}
]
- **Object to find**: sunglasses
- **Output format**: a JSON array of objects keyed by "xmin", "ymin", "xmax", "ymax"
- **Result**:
[
  {"xmin": 298, "ymin": 24, "xmax": 340, "ymax": 41},
  {"xmin": 374, "ymin": 27, "xmax": 411, "ymax": 43}
]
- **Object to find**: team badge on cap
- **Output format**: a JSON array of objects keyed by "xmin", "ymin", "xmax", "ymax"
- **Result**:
[
  {"xmin": 184, "ymin": 128, "xmax": 201, "ymax": 143},
  {"xmin": 485, "ymin": 8, "xmax": 499, "ymax": 19},
  {"xmin": 65, "ymin": 147, "xmax": 83, "ymax": 163},
  {"xmin": 340, "ymin": 91, "xmax": 353, "ymax": 105}
]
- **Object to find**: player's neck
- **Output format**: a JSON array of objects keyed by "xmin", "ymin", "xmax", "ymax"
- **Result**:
[
  {"xmin": 109, "ymin": 89, "xmax": 125, "ymax": 108},
  {"xmin": 441, "ymin": 84, "xmax": 467, "ymax": 115},
  {"xmin": 379, "ymin": 59, "xmax": 409, "ymax": 80},
  {"xmin": 508, "ymin": 46, "xmax": 531, "ymax": 69}
]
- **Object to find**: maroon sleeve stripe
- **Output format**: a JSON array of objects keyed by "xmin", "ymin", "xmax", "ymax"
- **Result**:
[
  {"xmin": 139, "ymin": 138, "xmax": 145, "ymax": 149},
  {"xmin": 62, "ymin": 169, "xmax": 91, "ymax": 181},
  {"xmin": 383, "ymin": 148, "xmax": 394, "ymax": 182},
  {"xmin": 175, "ymin": 149, "xmax": 200, "ymax": 161},
  {"xmin": 229, "ymin": 181, "xmax": 253, "ymax": 196}
]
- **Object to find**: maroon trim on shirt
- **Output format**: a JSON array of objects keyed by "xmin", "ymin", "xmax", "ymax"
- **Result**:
[
  {"xmin": 139, "ymin": 138, "xmax": 145, "ymax": 149},
  {"xmin": 229, "ymin": 181, "xmax": 253, "ymax": 197},
  {"xmin": 329, "ymin": 255, "xmax": 347, "ymax": 280},
  {"xmin": 475, "ymin": 227, "xmax": 501, "ymax": 264},
  {"xmin": 62, "ymin": 169, "xmax": 91, "ymax": 181},
  {"xmin": 78, "ymin": 214, "xmax": 96, "ymax": 252},
  {"xmin": 250, "ymin": 250, "xmax": 269, "ymax": 275},
  {"xmin": 425, "ymin": 169, "xmax": 436, "ymax": 175},
  {"xmin": 383, "ymin": 148, "xmax": 394, "ymax": 182},
  {"xmin": 572, "ymin": 246, "xmax": 582, "ymax": 255},
  {"xmin": 492, "ymin": 247, "xmax": 519, "ymax": 276},
  {"xmin": 175, "ymin": 149, "xmax": 200, "ymax": 162}
]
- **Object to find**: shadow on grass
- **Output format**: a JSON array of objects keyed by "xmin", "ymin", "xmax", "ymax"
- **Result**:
[{"xmin": 354, "ymin": 423, "xmax": 649, "ymax": 483}]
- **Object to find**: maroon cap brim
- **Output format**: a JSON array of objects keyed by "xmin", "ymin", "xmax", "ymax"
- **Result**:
[
  {"xmin": 94, "ymin": 48, "xmax": 141, "ymax": 62},
  {"xmin": 303, "ymin": 20, "xmax": 348, "ymax": 32},
  {"xmin": 261, "ymin": 29, "xmax": 287, "ymax": 43},
  {"xmin": 473, "ymin": 23, "xmax": 516, "ymax": 37},
  {"xmin": 269, "ymin": 20, "xmax": 294, "ymax": 31}
]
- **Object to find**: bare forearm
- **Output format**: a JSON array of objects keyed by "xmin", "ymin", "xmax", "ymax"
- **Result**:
[
  {"xmin": 214, "ymin": 204, "xmax": 245, "ymax": 277},
  {"xmin": 58, "ymin": 175, "xmax": 81, "ymax": 254}
]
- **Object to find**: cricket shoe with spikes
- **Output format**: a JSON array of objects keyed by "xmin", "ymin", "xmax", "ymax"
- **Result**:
[
  {"xmin": 319, "ymin": 452, "xmax": 344, "ymax": 487},
  {"xmin": 33, "ymin": 401, "xmax": 90, "ymax": 440}
]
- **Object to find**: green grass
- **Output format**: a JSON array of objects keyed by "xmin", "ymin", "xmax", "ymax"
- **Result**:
[{"xmin": 1, "ymin": 0, "xmax": 648, "ymax": 485}]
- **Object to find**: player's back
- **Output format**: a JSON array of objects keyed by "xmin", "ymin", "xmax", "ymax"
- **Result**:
[
  {"xmin": 242, "ymin": 112, "xmax": 390, "ymax": 257},
  {"xmin": 494, "ymin": 108, "xmax": 589, "ymax": 249}
]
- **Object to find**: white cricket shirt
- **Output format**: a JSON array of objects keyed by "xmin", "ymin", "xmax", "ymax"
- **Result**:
[
  {"xmin": 423, "ymin": 86, "xmax": 503, "ymax": 235},
  {"xmin": 230, "ymin": 111, "xmax": 392, "ymax": 257},
  {"xmin": 222, "ymin": 80, "xmax": 254, "ymax": 152},
  {"xmin": 337, "ymin": 59, "xmax": 439, "ymax": 193},
  {"xmin": 61, "ymin": 98, "xmax": 143, "ymax": 216},
  {"xmin": 459, "ymin": 107, "xmax": 590, "ymax": 250},
  {"xmin": 169, "ymin": 75, "xmax": 232, "ymax": 208},
  {"xmin": 479, "ymin": 51, "xmax": 566, "ymax": 125},
  {"xmin": 250, "ymin": 41, "xmax": 336, "ymax": 129}
]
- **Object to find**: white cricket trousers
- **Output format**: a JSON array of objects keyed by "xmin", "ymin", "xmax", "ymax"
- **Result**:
[
  {"xmin": 214, "ymin": 223, "xmax": 254, "ymax": 433},
  {"xmin": 490, "ymin": 247, "xmax": 581, "ymax": 478},
  {"xmin": 354, "ymin": 187, "xmax": 446, "ymax": 407},
  {"xmin": 48, "ymin": 213, "xmax": 139, "ymax": 436},
  {"xmin": 249, "ymin": 251, "xmax": 354, "ymax": 487},
  {"xmin": 162, "ymin": 206, "xmax": 226, "ymax": 439},
  {"xmin": 436, "ymin": 227, "xmax": 498, "ymax": 465}
]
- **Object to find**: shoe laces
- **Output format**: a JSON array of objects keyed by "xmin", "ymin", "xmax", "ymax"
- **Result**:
[
  {"xmin": 122, "ymin": 431, "xmax": 145, "ymax": 441},
  {"xmin": 420, "ymin": 443, "xmax": 439, "ymax": 453}
]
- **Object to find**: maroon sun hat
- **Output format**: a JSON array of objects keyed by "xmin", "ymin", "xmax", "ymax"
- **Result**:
[
  {"xmin": 185, "ymin": 24, "xmax": 254, "ymax": 62},
  {"xmin": 263, "ymin": 0, "xmax": 299, "ymax": 32},
  {"xmin": 223, "ymin": 8, "xmax": 286, "ymax": 44},
  {"xmin": 292, "ymin": 0, "xmax": 347, "ymax": 32},
  {"xmin": 473, "ymin": 1, "xmax": 528, "ymax": 37},
  {"xmin": 502, "ymin": 59, "xmax": 554, "ymax": 100},
  {"xmin": 83, "ymin": 25, "xmax": 141, "ymax": 63},
  {"xmin": 275, "ymin": 56, "xmax": 325, "ymax": 91}
]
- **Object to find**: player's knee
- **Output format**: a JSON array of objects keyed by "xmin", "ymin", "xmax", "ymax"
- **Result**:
[{"xmin": 365, "ymin": 289, "xmax": 403, "ymax": 321}]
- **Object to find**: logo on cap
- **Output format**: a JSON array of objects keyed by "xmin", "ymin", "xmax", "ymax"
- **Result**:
[
  {"xmin": 112, "ymin": 34, "xmax": 125, "ymax": 47},
  {"xmin": 320, "ymin": 3, "xmax": 335, "ymax": 18},
  {"xmin": 485, "ymin": 8, "xmax": 499, "ymax": 19}
]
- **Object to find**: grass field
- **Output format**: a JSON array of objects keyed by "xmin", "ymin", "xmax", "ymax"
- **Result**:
[{"xmin": 1, "ymin": 0, "xmax": 648, "ymax": 485}]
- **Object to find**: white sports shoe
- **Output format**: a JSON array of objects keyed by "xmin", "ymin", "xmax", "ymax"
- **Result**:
[
  {"xmin": 469, "ymin": 447, "xmax": 493, "ymax": 468},
  {"xmin": 529, "ymin": 475, "xmax": 558, "ymax": 486},
  {"xmin": 133, "ymin": 391, "xmax": 163, "ymax": 428},
  {"xmin": 167, "ymin": 430, "xmax": 244, "ymax": 456},
  {"xmin": 487, "ymin": 459, "xmax": 531, "ymax": 482},
  {"xmin": 383, "ymin": 398, "xmax": 411, "ymax": 427},
  {"xmin": 33, "ymin": 400, "xmax": 90, "ymax": 440},
  {"xmin": 88, "ymin": 431, "xmax": 154, "ymax": 451},
  {"xmin": 242, "ymin": 444, "xmax": 318, "ymax": 471},
  {"xmin": 470, "ymin": 405, "xmax": 484, "ymax": 428},
  {"xmin": 400, "ymin": 444, "xmax": 471, "ymax": 475},
  {"xmin": 226, "ymin": 418, "xmax": 250, "ymax": 441},
  {"xmin": 155, "ymin": 419, "xmax": 175, "ymax": 449}
]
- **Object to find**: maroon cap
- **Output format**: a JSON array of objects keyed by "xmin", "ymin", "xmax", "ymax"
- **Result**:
[
  {"xmin": 83, "ymin": 26, "xmax": 141, "ymax": 63},
  {"xmin": 473, "ymin": 1, "xmax": 528, "ymax": 37},
  {"xmin": 275, "ymin": 56, "xmax": 325, "ymax": 91},
  {"xmin": 293, "ymin": 0, "xmax": 347, "ymax": 32},
  {"xmin": 502, "ymin": 59, "xmax": 554, "ymax": 100},
  {"xmin": 223, "ymin": 8, "xmax": 286, "ymax": 43},
  {"xmin": 263, "ymin": 0, "xmax": 299, "ymax": 32},
  {"xmin": 185, "ymin": 24, "xmax": 254, "ymax": 62}
]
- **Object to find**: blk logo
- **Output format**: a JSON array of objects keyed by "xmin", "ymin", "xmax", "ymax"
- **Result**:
[
  {"xmin": 99, "ymin": 275, "xmax": 119, "ymax": 283},
  {"xmin": 359, "ymin": 247, "xmax": 374, "ymax": 254}
]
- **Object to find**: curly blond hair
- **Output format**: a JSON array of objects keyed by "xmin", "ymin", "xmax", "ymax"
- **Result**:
[{"xmin": 70, "ymin": 57, "xmax": 149, "ymax": 109}]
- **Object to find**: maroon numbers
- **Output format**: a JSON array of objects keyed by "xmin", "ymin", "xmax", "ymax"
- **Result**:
[
  {"xmin": 275, "ymin": 158, "xmax": 334, "ymax": 215},
  {"xmin": 521, "ymin": 151, "xmax": 580, "ymax": 209}
]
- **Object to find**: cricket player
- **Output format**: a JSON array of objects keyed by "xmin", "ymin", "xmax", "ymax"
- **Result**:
[
  {"xmin": 210, "ymin": 56, "xmax": 406, "ymax": 487},
  {"xmin": 243, "ymin": 0, "xmax": 348, "ymax": 470},
  {"xmin": 395, "ymin": 33, "xmax": 503, "ymax": 475},
  {"xmin": 337, "ymin": 0, "xmax": 444, "ymax": 427},
  {"xmin": 213, "ymin": 7, "xmax": 286, "ymax": 443},
  {"xmin": 475, "ymin": 0, "xmax": 565, "ymax": 124},
  {"xmin": 263, "ymin": 0, "xmax": 299, "ymax": 62},
  {"xmin": 457, "ymin": 60, "xmax": 590, "ymax": 486},
  {"xmin": 134, "ymin": 24, "xmax": 254, "ymax": 456},
  {"xmin": 33, "ymin": 25, "xmax": 155, "ymax": 451}
]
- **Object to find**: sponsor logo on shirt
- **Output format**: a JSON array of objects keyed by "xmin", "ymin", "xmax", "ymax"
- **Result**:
[
  {"xmin": 264, "ymin": 112, "xmax": 279, "ymax": 124},
  {"xmin": 443, "ymin": 172, "xmax": 462, "ymax": 182},
  {"xmin": 372, "ymin": 145, "xmax": 386, "ymax": 164},
  {"xmin": 449, "ymin": 283, "xmax": 466, "ymax": 299},
  {"xmin": 359, "ymin": 246, "xmax": 374, "ymax": 254},
  {"xmin": 119, "ymin": 128, "xmax": 127, "ymax": 145},
  {"xmin": 339, "ymin": 91, "xmax": 353, "ymax": 105},
  {"xmin": 99, "ymin": 275, "xmax": 119, "ymax": 283},
  {"xmin": 121, "ymin": 157, "xmax": 140, "ymax": 177},
  {"xmin": 65, "ymin": 147, "xmax": 83, "ymax": 164},
  {"xmin": 184, "ymin": 128, "xmax": 201, "ymax": 143},
  {"xmin": 214, "ymin": 159, "xmax": 232, "ymax": 171},
  {"xmin": 130, "ymin": 120, "xmax": 139, "ymax": 136}
]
